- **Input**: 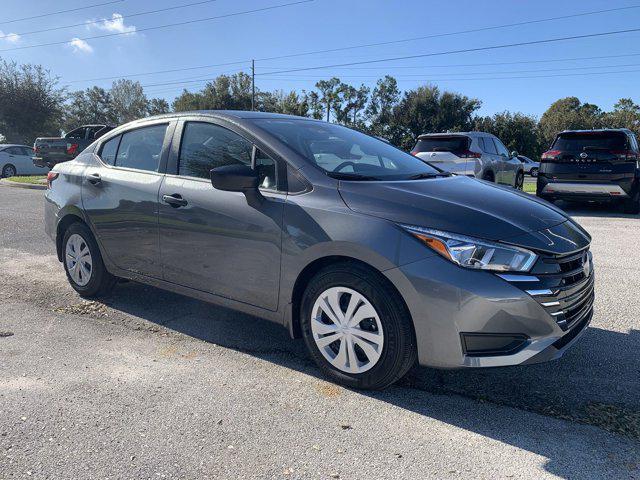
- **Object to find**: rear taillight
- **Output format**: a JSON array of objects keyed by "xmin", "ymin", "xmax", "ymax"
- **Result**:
[
  {"xmin": 611, "ymin": 150, "xmax": 638, "ymax": 161},
  {"xmin": 33, "ymin": 145, "xmax": 39, "ymax": 154},
  {"xmin": 456, "ymin": 150, "xmax": 481, "ymax": 159},
  {"xmin": 66, "ymin": 143, "xmax": 79, "ymax": 156},
  {"xmin": 46, "ymin": 172, "xmax": 58, "ymax": 189},
  {"xmin": 541, "ymin": 150, "xmax": 561, "ymax": 160}
]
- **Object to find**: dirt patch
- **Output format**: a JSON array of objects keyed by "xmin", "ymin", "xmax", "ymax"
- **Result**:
[{"xmin": 53, "ymin": 301, "xmax": 109, "ymax": 317}]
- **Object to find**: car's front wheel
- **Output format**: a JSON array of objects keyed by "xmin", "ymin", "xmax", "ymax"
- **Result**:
[
  {"xmin": 300, "ymin": 262, "xmax": 417, "ymax": 390},
  {"xmin": 515, "ymin": 171, "xmax": 524, "ymax": 190},
  {"xmin": 62, "ymin": 223, "xmax": 116, "ymax": 298},
  {"xmin": 530, "ymin": 167, "xmax": 539, "ymax": 177}
]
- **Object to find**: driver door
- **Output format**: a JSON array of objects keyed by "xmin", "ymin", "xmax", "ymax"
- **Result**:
[{"xmin": 158, "ymin": 119, "xmax": 285, "ymax": 311}]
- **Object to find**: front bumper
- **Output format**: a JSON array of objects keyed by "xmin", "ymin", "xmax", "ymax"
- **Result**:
[{"xmin": 385, "ymin": 249, "xmax": 593, "ymax": 369}]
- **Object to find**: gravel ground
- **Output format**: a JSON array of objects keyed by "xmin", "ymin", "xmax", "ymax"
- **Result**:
[{"xmin": 0, "ymin": 186, "xmax": 638, "ymax": 479}]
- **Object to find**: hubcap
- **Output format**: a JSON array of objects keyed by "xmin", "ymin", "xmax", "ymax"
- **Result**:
[
  {"xmin": 311, "ymin": 287, "xmax": 384, "ymax": 374},
  {"xmin": 4, "ymin": 166, "xmax": 15, "ymax": 177},
  {"xmin": 65, "ymin": 234, "xmax": 93, "ymax": 287}
]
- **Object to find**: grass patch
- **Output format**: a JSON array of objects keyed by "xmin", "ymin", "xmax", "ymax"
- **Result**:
[
  {"xmin": 523, "ymin": 180, "xmax": 536, "ymax": 194},
  {"xmin": 7, "ymin": 175, "xmax": 46, "ymax": 185}
]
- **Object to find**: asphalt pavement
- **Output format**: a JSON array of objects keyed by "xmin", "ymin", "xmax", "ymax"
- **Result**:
[{"xmin": 0, "ymin": 186, "xmax": 638, "ymax": 479}]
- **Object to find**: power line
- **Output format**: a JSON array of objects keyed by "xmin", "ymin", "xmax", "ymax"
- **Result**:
[
  {"xmin": 62, "ymin": 61, "xmax": 251, "ymax": 85},
  {"xmin": 257, "ymin": 27, "xmax": 640, "ymax": 76},
  {"xmin": 1, "ymin": 0, "xmax": 220, "ymax": 40},
  {"xmin": 0, "ymin": 1, "xmax": 124, "ymax": 26},
  {"xmin": 253, "ymin": 4, "xmax": 640, "ymax": 63},
  {"xmin": 0, "ymin": 0, "xmax": 314, "ymax": 53}
]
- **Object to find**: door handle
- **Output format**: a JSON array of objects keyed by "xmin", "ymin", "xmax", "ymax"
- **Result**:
[
  {"xmin": 86, "ymin": 173, "xmax": 101, "ymax": 185},
  {"xmin": 162, "ymin": 194, "xmax": 188, "ymax": 208}
]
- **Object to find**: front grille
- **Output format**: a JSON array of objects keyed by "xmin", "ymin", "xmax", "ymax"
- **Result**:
[{"xmin": 529, "ymin": 248, "xmax": 594, "ymax": 331}]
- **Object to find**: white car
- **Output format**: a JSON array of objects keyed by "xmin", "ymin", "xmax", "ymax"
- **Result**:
[
  {"xmin": 0, "ymin": 144, "xmax": 48, "ymax": 177},
  {"xmin": 518, "ymin": 155, "xmax": 540, "ymax": 177},
  {"xmin": 411, "ymin": 132, "xmax": 524, "ymax": 189}
]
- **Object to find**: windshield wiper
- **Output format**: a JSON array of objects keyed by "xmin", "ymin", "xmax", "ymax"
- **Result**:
[
  {"xmin": 407, "ymin": 172, "xmax": 452, "ymax": 180},
  {"xmin": 326, "ymin": 172, "xmax": 381, "ymax": 181}
]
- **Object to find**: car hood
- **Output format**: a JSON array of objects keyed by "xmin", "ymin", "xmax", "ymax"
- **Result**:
[{"xmin": 338, "ymin": 175, "xmax": 590, "ymax": 254}]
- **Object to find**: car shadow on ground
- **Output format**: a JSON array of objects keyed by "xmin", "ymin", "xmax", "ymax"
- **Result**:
[
  {"xmin": 556, "ymin": 201, "xmax": 639, "ymax": 219},
  {"xmin": 100, "ymin": 280, "xmax": 640, "ymax": 478}
]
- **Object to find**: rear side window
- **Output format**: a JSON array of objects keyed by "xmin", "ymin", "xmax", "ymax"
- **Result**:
[
  {"xmin": 178, "ymin": 122, "xmax": 253, "ymax": 179},
  {"xmin": 483, "ymin": 137, "xmax": 498, "ymax": 154},
  {"xmin": 66, "ymin": 127, "xmax": 87, "ymax": 140},
  {"xmin": 553, "ymin": 132, "xmax": 627, "ymax": 151},
  {"xmin": 99, "ymin": 135, "xmax": 121, "ymax": 165},
  {"xmin": 115, "ymin": 124, "xmax": 168, "ymax": 172},
  {"xmin": 413, "ymin": 136, "xmax": 469, "ymax": 153},
  {"xmin": 20, "ymin": 147, "xmax": 32, "ymax": 156}
]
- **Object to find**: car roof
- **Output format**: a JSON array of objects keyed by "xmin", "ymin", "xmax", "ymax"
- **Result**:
[
  {"xmin": 417, "ymin": 131, "xmax": 493, "ymax": 139},
  {"xmin": 558, "ymin": 128, "xmax": 633, "ymax": 135},
  {"xmin": 0, "ymin": 144, "xmax": 30, "ymax": 148},
  {"xmin": 143, "ymin": 110, "xmax": 321, "ymax": 122}
]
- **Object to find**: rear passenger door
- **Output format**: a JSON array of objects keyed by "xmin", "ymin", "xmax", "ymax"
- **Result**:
[
  {"xmin": 82, "ymin": 121, "xmax": 175, "ymax": 278},
  {"xmin": 157, "ymin": 119, "xmax": 285, "ymax": 311}
]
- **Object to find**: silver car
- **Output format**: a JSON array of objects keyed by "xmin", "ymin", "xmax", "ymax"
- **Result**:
[
  {"xmin": 412, "ymin": 132, "xmax": 525, "ymax": 189},
  {"xmin": 44, "ymin": 111, "xmax": 593, "ymax": 389},
  {"xmin": 0, "ymin": 144, "xmax": 48, "ymax": 177},
  {"xmin": 518, "ymin": 155, "xmax": 540, "ymax": 177}
]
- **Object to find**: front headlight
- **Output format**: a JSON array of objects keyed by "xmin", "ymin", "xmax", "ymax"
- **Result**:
[{"xmin": 401, "ymin": 225, "xmax": 538, "ymax": 272}]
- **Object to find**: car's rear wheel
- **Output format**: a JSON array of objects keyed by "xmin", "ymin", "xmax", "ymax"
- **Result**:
[
  {"xmin": 622, "ymin": 191, "xmax": 640, "ymax": 214},
  {"xmin": 2, "ymin": 164, "xmax": 16, "ymax": 178},
  {"xmin": 62, "ymin": 223, "xmax": 116, "ymax": 298},
  {"xmin": 481, "ymin": 171, "xmax": 495, "ymax": 183},
  {"xmin": 300, "ymin": 262, "xmax": 417, "ymax": 390}
]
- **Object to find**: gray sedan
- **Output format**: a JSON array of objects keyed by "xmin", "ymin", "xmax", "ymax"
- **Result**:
[{"xmin": 44, "ymin": 111, "xmax": 593, "ymax": 389}]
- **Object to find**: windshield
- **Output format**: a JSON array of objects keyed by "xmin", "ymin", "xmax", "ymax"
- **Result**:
[
  {"xmin": 553, "ymin": 132, "xmax": 627, "ymax": 151},
  {"xmin": 252, "ymin": 119, "xmax": 441, "ymax": 180},
  {"xmin": 413, "ymin": 136, "xmax": 470, "ymax": 153}
]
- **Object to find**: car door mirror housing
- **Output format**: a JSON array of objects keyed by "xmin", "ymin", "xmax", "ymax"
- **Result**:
[
  {"xmin": 510, "ymin": 150, "xmax": 519, "ymax": 158},
  {"xmin": 210, "ymin": 164, "xmax": 259, "ymax": 192}
]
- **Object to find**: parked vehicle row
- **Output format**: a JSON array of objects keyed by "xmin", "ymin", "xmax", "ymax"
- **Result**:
[
  {"xmin": 45, "ymin": 111, "xmax": 593, "ymax": 389},
  {"xmin": 411, "ymin": 132, "xmax": 525, "ymax": 189}
]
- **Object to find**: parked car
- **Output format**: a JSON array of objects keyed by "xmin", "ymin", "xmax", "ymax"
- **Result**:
[
  {"xmin": 45, "ymin": 111, "xmax": 593, "ymax": 389},
  {"xmin": 33, "ymin": 124, "xmax": 114, "ymax": 169},
  {"xmin": 537, "ymin": 128, "xmax": 640, "ymax": 214},
  {"xmin": 0, "ymin": 144, "xmax": 48, "ymax": 177},
  {"xmin": 411, "ymin": 132, "xmax": 525, "ymax": 189},
  {"xmin": 518, "ymin": 155, "xmax": 540, "ymax": 177}
]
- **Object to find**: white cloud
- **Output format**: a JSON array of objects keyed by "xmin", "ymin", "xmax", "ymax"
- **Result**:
[
  {"xmin": 68, "ymin": 38, "xmax": 94, "ymax": 54},
  {"xmin": 88, "ymin": 13, "xmax": 136, "ymax": 35},
  {"xmin": 0, "ymin": 31, "xmax": 21, "ymax": 44}
]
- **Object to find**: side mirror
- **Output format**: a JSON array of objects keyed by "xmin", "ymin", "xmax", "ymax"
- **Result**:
[
  {"xmin": 210, "ymin": 164, "xmax": 263, "ymax": 207},
  {"xmin": 210, "ymin": 164, "xmax": 258, "ymax": 192},
  {"xmin": 510, "ymin": 150, "xmax": 519, "ymax": 158}
]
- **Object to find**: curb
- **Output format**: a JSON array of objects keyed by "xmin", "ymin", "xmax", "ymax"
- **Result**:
[{"xmin": 0, "ymin": 178, "xmax": 47, "ymax": 191}]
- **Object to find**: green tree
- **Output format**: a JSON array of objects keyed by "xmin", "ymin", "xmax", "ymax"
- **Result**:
[
  {"xmin": 0, "ymin": 60, "xmax": 64, "ymax": 144},
  {"xmin": 147, "ymin": 98, "xmax": 171, "ymax": 116},
  {"xmin": 473, "ymin": 111, "xmax": 542, "ymax": 159},
  {"xmin": 390, "ymin": 84, "xmax": 481, "ymax": 150},
  {"xmin": 110, "ymin": 79, "xmax": 149, "ymax": 124},
  {"xmin": 604, "ymin": 98, "xmax": 640, "ymax": 138},
  {"xmin": 365, "ymin": 76, "xmax": 400, "ymax": 139},
  {"xmin": 538, "ymin": 97, "xmax": 604, "ymax": 148},
  {"xmin": 334, "ymin": 83, "xmax": 370, "ymax": 127},
  {"xmin": 314, "ymin": 77, "xmax": 341, "ymax": 122},
  {"xmin": 64, "ymin": 86, "xmax": 115, "ymax": 130}
]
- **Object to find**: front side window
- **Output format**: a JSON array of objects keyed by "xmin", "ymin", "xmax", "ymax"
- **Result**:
[
  {"xmin": 99, "ymin": 135, "xmax": 121, "ymax": 165},
  {"xmin": 252, "ymin": 119, "xmax": 439, "ymax": 180},
  {"xmin": 115, "ymin": 124, "xmax": 167, "ymax": 172},
  {"xmin": 178, "ymin": 122, "xmax": 253, "ymax": 179},
  {"xmin": 494, "ymin": 138, "xmax": 510, "ymax": 157}
]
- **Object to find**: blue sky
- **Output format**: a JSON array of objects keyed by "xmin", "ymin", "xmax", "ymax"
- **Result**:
[{"xmin": 2, "ymin": 0, "xmax": 640, "ymax": 117}]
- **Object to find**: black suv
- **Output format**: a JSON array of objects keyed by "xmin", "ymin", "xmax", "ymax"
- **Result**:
[{"xmin": 537, "ymin": 129, "xmax": 640, "ymax": 213}]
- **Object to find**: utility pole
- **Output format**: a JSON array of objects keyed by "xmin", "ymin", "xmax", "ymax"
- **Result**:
[{"xmin": 251, "ymin": 59, "xmax": 255, "ymax": 111}]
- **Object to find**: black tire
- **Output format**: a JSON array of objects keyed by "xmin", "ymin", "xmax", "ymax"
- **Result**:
[
  {"xmin": 62, "ymin": 222, "xmax": 116, "ymax": 298},
  {"xmin": 622, "ymin": 192, "xmax": 640, "ymax": 214},
  {"xmin": 482, "ymin": 171, "xmax": 495, "ymax": 183},
  {"xmin": 530, "ymin": 168, "xmax": 539, "ymax": 177},
  {"xmin": 515, "ymin": 171, "xmax": 524, "ymax": 190},
  {"xmin": 2, "ymin": 164, "xmax": 16, "ymax": 178},
  {"xmin": 300, "ymin": 262, "xmax": 417, "ymax": 390}
]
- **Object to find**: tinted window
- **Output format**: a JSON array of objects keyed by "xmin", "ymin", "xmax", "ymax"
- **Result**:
[
  {"xmin": 115, "ymin": 124, "xmax": 167, "ymax": 172},
  {"xmin": 100, "ymin": 135, "xmax": 121, "ymax": 165},
  {"xmin": 253, "ymin": 119, "xmax": 439, "ymax": 180},
  {"xmin": 5, "ymin": 147, "xmax": 20, "ymax": 155},
  {"xmin": 66, "ymin": 127, "xmax": 87, "ymax": 140},
  {"xmin": 494, "ymin": 138, "xmax": 510, "ymax": 157},
  {"xmin": 553, "ymin": 132, "xmax": 627, "ymax": 151},
  {"xmin": 178, "ymin": 122, "xmax": 252, "ymax": 179},
  {"xmin": 254, "ymin": 148, "xmax": 278, "ymax": 190},
  {"xmin": 20, "ymin": 147, "xmax": 32, "ymax": 156},
  {"xmin": 413, "ymin": 136, "xmax": 469, "ymax": 153},
  {"xmin": 483, "ymin": 137, "xmax": 498, "ymax": 154}
]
